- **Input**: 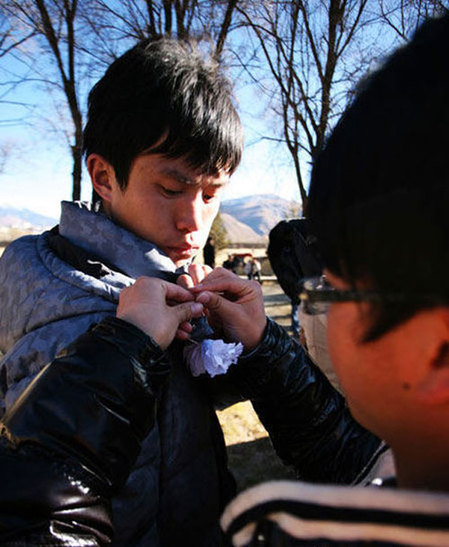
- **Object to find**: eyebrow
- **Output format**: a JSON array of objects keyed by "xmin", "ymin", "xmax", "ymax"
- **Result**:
[
  {"xmin": 159, "ymin": 167, "xmax": 228, "ymax": 187},
  {"xmin": 160, "ymin": 167, "xmax": 193, "ymax": 185}
]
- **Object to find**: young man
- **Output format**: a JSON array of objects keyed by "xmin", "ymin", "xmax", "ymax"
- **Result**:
[
  {"xmin": 0, "ymin": 37, "xmax": 245, "ymax": 546},
  {"xmin": 0, "ymin": 38, "xmax": 384, "ymax": 546}
]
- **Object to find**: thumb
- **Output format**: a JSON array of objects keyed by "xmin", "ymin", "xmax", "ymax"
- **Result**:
[
  {"xmin": 174, "ymin": 301, "xmax": 204, "ymax": 324},
  {"xmin": 196, "ymin": 291, "xmax": 233, "ymax": 315}
]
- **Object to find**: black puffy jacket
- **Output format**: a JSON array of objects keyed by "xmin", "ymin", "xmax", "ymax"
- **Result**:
[
  {"xmin": 0, "ymin": 317, "xmax": 383, "ymax": 545},
  {"xmin": 223, "ymin": 318, "xmax": 383, "ymax": 485},
  {"xmin": 0, "ymin": 316, "xmax": 165, "ymax": 545}
]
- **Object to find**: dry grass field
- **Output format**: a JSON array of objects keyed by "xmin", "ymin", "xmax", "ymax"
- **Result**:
[{"xmin": 217, "ymin": 280, "xmax": 299, "ymax": 491}]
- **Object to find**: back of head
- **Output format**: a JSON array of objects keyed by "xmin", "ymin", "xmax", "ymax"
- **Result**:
[
  {"xmin": 83, "ymin": 37, "xmax": 243, "ymax": 190},
  {"xmin": 268, "ymin": 219, "xmax": 322, "ymax": 303},
  {"xmin": 308, "ymin": 12, "xmax": 449, "ymax": 339}
]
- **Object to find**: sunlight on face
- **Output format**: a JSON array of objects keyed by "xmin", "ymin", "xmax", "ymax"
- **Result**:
[{"xmin": 104, "ymin": 154, "xmax": 229, "ymax": 266}]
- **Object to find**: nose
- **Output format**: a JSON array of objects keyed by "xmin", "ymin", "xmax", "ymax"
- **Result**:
[{"xmin": 175, "ymin": 193, "xmax": 204, "ymax": 233}]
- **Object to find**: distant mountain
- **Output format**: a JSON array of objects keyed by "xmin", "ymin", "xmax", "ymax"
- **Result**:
[
  {"xmin": 0, "ymin": 194, "xmax": 301, "ymax": 245},
  {"xmin": 221, "ymin": 194, "xmax": 300, "ymax": 237},
  {"xmin": 0, "ymin": 206, "xmax": 57, "ymax": 228},
  {"xmin": 220, "ymin": 213, "xmax": 265, "ymax": 244}
]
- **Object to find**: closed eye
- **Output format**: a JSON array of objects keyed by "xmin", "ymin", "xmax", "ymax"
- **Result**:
[{"xmin": 160, "ymin": 186, "xmax": 183, "ymax": 197}]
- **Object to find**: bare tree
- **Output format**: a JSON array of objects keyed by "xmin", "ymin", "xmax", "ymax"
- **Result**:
[
  {"xmin": 238, "ymin": 1, "xmax": 374, "ymax": 209},
  {"xmin": 0, "ymin": 0, "xmax": 94, "ymax": 201},
  {"xmin": 0, "ymin": 11, "xmax": 36, "ymax": 58},
  {"xmin": 0, "ymin": 1, "xmax": 240, "ymax": 201},
  {"xmin": 84, "ymin": 0, "xmax": 240, "ymax": 63},
  {"xmin": 378, "ymin": 0, "xmax": 447, "ymax": 41}
]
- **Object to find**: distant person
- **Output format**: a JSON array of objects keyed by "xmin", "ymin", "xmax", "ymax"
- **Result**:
[
  {"xmin": 223, "ymin": 254, "xmax": 235, "ymax": 271},
  {"xmin": 203, "ymin": 236, "xmax": 216, "ymax": 267},
  {"xmin": 251, "ymin": 257, "xmax": 262, "ymax": 283},
  {"xmin": 268, "ymin": 219, "xmax": 322, "ymax": 342},
  {"xmin": 244, "ymin": 257, "xmax": 253, "ymax": 279}
]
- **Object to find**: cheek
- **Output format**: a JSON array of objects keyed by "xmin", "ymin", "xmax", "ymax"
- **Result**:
[
  {"xmin": 326, "ymin": 305, "xmax": 362, "ymax": 387},
  {"xmin": 206, "ymin": 201, "xmax": 220, "ymax": 222},
  {"xmin": 326, "ymin": 306, "xmax": 348, "ymax": 370},
  {"xmin": 200, "ymin": 204, "xmax": 219, "ymax": 234}
]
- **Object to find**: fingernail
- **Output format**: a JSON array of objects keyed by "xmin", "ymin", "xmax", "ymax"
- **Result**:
[{"xmin": 191, "ymin": 302, "xmax": 203, "ymax": 313}]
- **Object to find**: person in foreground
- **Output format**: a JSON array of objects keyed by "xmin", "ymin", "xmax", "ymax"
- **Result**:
[
  {"xmin": 219, "ymin": 12, "xmax": 449, "ymax": 546},
  {"xmin": 0, "ymin": 34, "xmax": 386, "ymax": 547}
]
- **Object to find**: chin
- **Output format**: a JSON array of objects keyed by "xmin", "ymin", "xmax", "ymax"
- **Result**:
[{"xmin": 173, "ymin": 255, "xmax": 198, "ymax": 268}]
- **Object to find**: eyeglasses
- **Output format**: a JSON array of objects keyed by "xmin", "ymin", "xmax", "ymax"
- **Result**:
[{"xmin": 299, "ymin": 275, "xmax": 445, "ymax": 315}]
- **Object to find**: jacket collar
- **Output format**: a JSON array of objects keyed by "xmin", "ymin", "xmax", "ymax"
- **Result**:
[{"xmin": 59, "ymin": 201, "xmax": 186, "ymax": 280}]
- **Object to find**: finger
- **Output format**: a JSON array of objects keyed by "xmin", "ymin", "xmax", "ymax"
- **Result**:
[
  {"xmin": 195, "ymin": 290, "xmax": 232, "ymax": 314},
  {"xmin": 164, "ymin": 280, "xmax": 195, "ymax": 302},
  {"xmin": 179, "ymin": 321, "xmax": 193, "ymax": 333},
  {"xmin": 175, "ymin": 328, "xmax": 191, "ymax": 341},
  {"xmin": 174, "ymin": 301, "xmax": 204, "ymax": 325},
  {"xmin": 188, "ymin": 264, "xmax": 212, "ymax": 285},
  {"xmin": 177, "ymin": 274, "xmax": 194, "ymax": 290},
  {"xmin": 190, "ymin": 267, "xmax": 240, "ymax": 290},
  {"xmin": 192, "ymin": 275, "xmax": 252, "ymax": 298}
]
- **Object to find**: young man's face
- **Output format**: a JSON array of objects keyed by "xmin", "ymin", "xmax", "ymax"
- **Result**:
[{"xmin": 93, "ymin": 154, "xmax": 228, "ymax": 267}]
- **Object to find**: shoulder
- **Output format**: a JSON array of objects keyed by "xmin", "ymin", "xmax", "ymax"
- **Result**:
[
  {"xmin": 221, "ymin": 480, "xmax": 449, "ymax": 546},
  {"xmin": 0, "ymin": 230, "xmax": 119, "ymax": 369},
  {"xmin": 0, "ymin": 233, "xmax": 40, "ymax": 267}
]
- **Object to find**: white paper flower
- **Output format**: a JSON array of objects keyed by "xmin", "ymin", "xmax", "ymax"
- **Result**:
[{"xmin": 185, "ymin": 339, "xmax": 243, "ymax": 378}]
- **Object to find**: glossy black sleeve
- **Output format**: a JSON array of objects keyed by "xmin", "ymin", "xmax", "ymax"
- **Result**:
[
  {"xmin": 0, "ymin": 316, "xmax": 170, "ymax": 545},
  {"xmin": 225, "ymin": 319, "xmax": 384, "ymax": 485}
]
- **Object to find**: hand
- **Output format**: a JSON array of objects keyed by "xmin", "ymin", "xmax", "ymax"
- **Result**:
[
  {"xmin": 177, "ymin": 263, "xmax": 212, "ymax": 289},
  {"xmin": 191, "ymin": 267, "xmax": 266, "ymax": 350},
  {"xmin": 117, "ymin": 276, "xmax": 204, "ymax": 349}
]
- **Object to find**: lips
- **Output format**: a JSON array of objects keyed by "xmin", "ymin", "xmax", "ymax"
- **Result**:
[{"xmin": 166, "ymin": 244, "xmax": 199, "ymax": 256}]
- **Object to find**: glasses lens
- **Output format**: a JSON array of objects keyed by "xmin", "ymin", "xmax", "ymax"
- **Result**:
[
  {"xmin": 303, "ymin": 276, "xmax": 331, "ymax": 292},
  {"xmin": 300, "ymin": 299, "xmax": 330, "ymax": 315},
  {"xmin": 300, "ymin": 275, "xmax": 333, "ymax": 315}
]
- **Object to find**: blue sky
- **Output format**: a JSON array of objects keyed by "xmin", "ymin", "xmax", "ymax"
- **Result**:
[
  {"xmin": 0, "ymin": 3, "xmax": 417, "ymax": 220},
  {"xmin": 0, "ymin": 47, "xmax": 303, "ymax": 219}
]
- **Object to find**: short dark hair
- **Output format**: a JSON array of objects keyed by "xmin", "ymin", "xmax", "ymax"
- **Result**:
[
  {"xmin": 83, "ymin": 37, "xmax": 243, "ymax": 190},
  {"xmin": 307, "ymin": 12, "xmax": 449, "ymax": 340}
]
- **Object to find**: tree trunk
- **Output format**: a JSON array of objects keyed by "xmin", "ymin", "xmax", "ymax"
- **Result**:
[{"xmin": 71, "ymin": 135, "xmax": 82, "ymax": 201}]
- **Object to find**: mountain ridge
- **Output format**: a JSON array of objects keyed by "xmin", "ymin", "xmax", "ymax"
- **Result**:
[
  {"xmin": 0, "ymin": 194, "xmax": 301, "ymax": 242},
  {"xmin": 0, "ymin": 206, "xmax": 57, "ymax": 228},
  {"xmin": 220, "ymin": 194, "xmax": 300, "ymax": 240}
]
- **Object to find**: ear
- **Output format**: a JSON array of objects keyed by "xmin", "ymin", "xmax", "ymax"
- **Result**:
[
  {"xmin": 87, "ymin": 154, "xmax": 116, "ymax": 204},
  {"xmin": 415, "ymin": 309, "xmax": 449, "ymax": 405}
]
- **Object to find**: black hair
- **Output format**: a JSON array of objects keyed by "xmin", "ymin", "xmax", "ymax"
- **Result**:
[
  {"xmin": 83, "ymin": 37, "xmax": 243, "ymax": 193},
  {"xmin": 307, "ymin": 12, "xmax": 449, "ymax": 341}
]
